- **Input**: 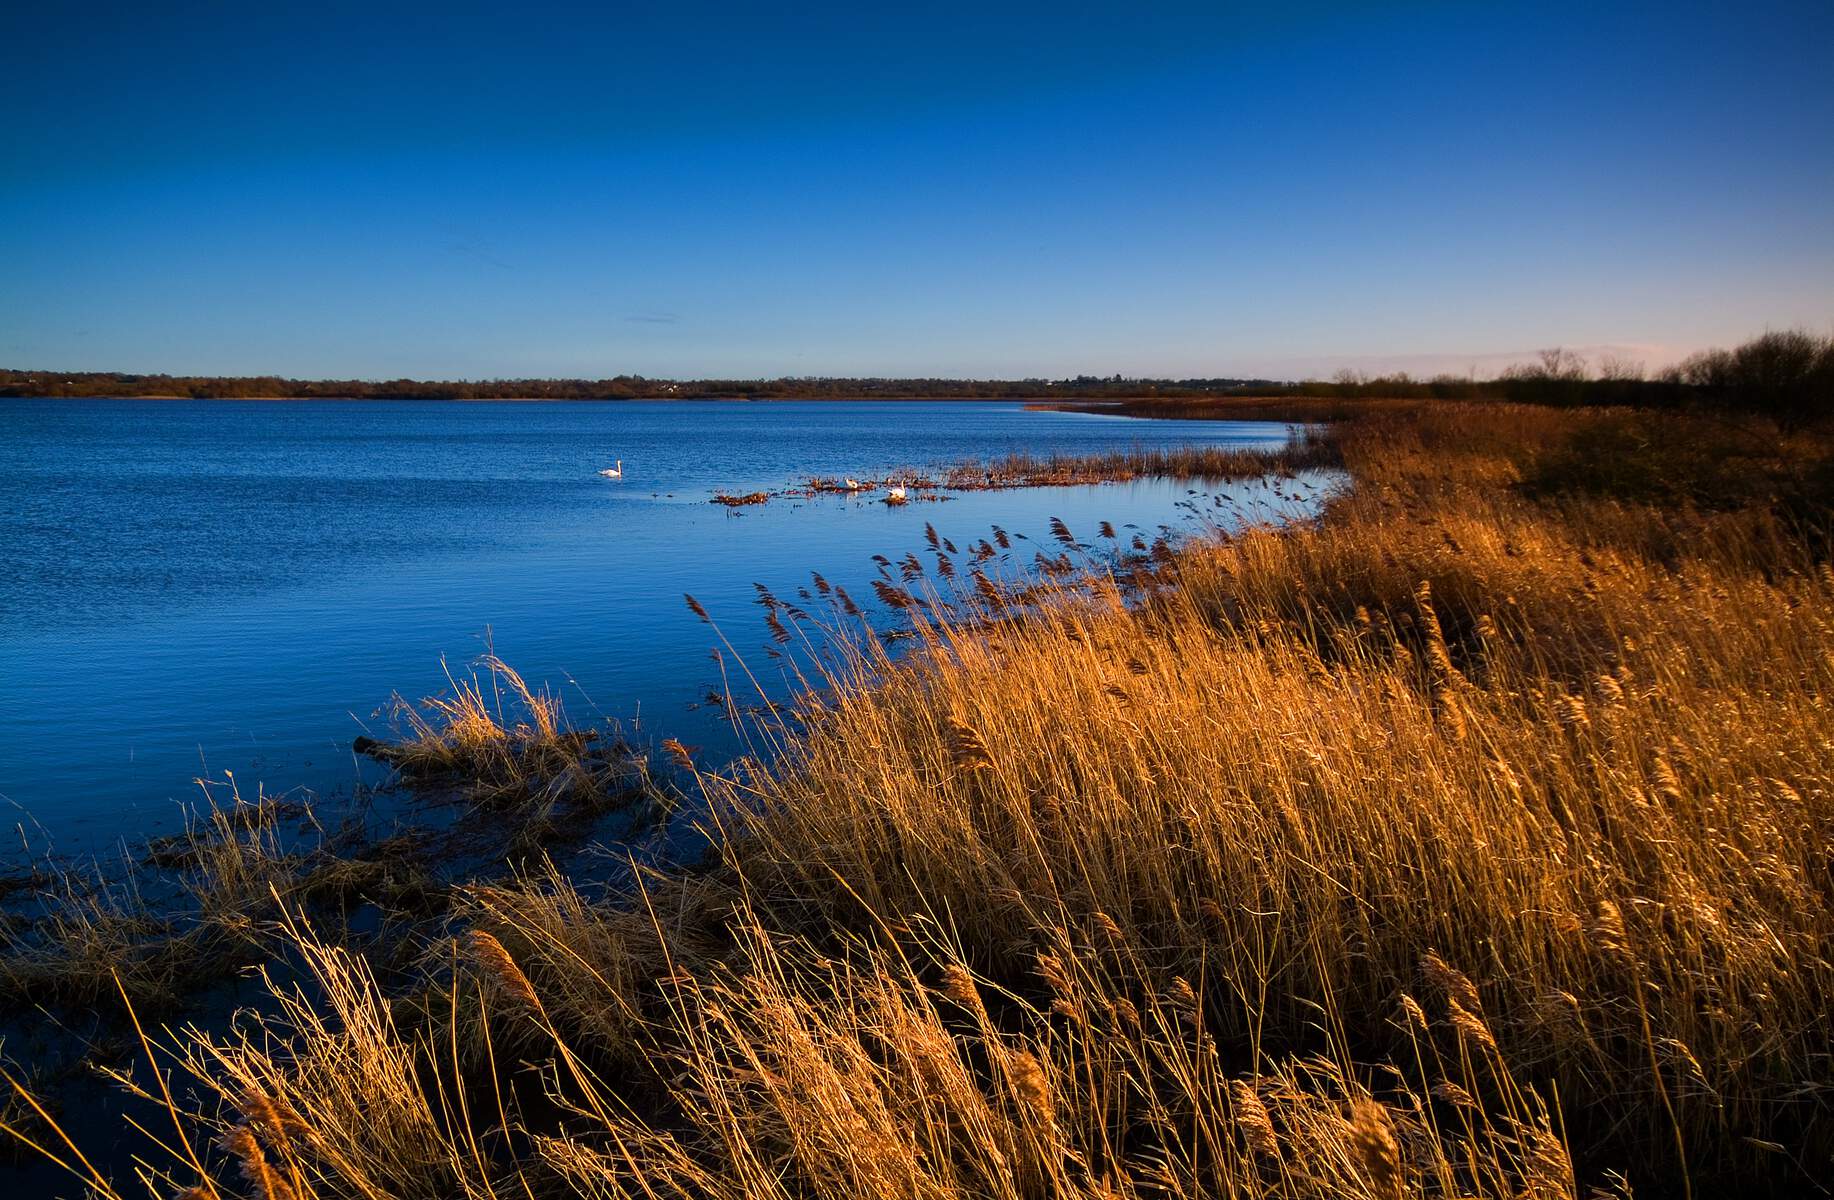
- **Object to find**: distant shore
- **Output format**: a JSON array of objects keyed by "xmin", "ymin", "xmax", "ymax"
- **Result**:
[
  {"xmin": 12, "ymin": 330, "xmax": 1828, "ymax": 415},
  {"xmin": 0, "ymin": 369, "xmax": 1277, "ymax": 403}
]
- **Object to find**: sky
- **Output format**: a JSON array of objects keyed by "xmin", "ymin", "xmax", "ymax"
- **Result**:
[{"xmin": 2, "ymin": 1, "xmax": 1831, "ymax": 381}]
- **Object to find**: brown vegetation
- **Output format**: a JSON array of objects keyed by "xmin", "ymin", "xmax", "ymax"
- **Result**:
[
  {"xmin": 358, "ymin": 653, "xmax": 655, "ymax": 813},
  {"xmin": 8, "ymin": 400, "xmax": 1834, "ymax": 1198},
  {"xmin": 732, "ymin": 440, "xmax": 1339, "ymax": 510},
  {"xmin": 934, "ymin": 436, "xmax": 1338, "ymax": 489}
]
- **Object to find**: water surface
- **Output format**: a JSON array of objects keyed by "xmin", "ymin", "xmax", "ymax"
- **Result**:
[{"xmin": 0, "ymin": 398, "xmax": 1321, "ymax": 855}]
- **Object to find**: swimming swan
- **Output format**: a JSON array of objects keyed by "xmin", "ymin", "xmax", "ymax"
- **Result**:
[{"xmin": 599, "ymin": 460, "xmax": 623, "ymax": 478}]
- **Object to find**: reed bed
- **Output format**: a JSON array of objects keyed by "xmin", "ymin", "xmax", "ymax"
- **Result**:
[
  {"xmin": 936, "ymin": 435, "xmax": 1338, "ymax": 489},
  {"xmin": 741, "ymin": 438, "xmax": 1338, "ymax": 509},
  {"xmin": 10, "ymin": 401, "xmax": 1833, "ymax": 1198}
]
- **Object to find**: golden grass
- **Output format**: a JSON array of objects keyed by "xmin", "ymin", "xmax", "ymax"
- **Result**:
[
  {"xmin": 11, "ymin": 400, "xmax": 1834, "ymax": 1197},
  {"xmin": 363, "ymin": 652, "xmax": 654, "ymax": 815}
]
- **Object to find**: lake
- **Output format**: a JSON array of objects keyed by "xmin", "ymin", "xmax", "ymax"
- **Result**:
[{"xmin": 0, "ymin": 398, "xmax": 1321, "ymax": 858}]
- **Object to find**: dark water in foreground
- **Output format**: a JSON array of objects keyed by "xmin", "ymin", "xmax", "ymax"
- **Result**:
[{"xmin": 0, "ymin": 398, "xmax": 1323, "ymax": 856}]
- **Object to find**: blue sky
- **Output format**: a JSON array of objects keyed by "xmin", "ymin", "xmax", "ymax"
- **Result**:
[{"xmin": 3, "ymin": 1, "xmax": 1830, "ymax": 380}]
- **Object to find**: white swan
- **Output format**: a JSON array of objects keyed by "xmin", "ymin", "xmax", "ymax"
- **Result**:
[
  {"xmin": 843, "ymin": 477, "xmax": 861, "ymax": 490},
  {"xmin": 599, "ymin": 460, "xmax": 623, "ymax": 478},
  {"xmin": 886, "ymin": 485, "xmax": 907, "ymax": 501}
]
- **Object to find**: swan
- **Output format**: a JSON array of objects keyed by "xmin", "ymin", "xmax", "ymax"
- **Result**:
[
  {"xmin": 886, "ymin": 485, "xmax": 907, "ymax": 501},
  {"xmin": 599, "ymin": 460, "xmax": 623, "ymax": 478},
  {"xmin": 843, "ymin": 477, "xmax": 861, "ymax": 490}
]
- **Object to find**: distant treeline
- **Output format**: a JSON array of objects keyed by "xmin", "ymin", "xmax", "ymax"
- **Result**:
[
  {"xmin": 1248, "ymin": 330, "xmax": 1834, "ymax": 427},
  {"xmin": 6, "ymin": 329, "xmax": 1829, "ymax": 424},
  {"xmin": 0, "ymin": 371, "xmax": 1275, "ymax": 402}
]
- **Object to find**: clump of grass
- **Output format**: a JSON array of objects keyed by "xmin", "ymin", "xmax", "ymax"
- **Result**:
[
  {"xmin": 298, "ymin": 833, "xmax": 446, "ymax": 915},
  {"xmin": 0, "ymin": 880, "xmax": 183, "ymax": 1011},
  {"xmin": 360, "ymin": 652, "xmax": 652, "ymax": 813},
  {"xmin": 712, "ymin": 491, "xmax": 772, "ymax": 506},
  {"xmin": 0, "ymin": 778, "xmax": 368, "ymax": 1020},
  {"xmin": 801, "ymin": 476, "xmax": 880, "ymax": 494}
]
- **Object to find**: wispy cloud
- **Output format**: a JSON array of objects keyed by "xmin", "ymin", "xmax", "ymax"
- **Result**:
[{"xmin": 445, "ymin": 236, "xmax": 512, "ymax": 271}]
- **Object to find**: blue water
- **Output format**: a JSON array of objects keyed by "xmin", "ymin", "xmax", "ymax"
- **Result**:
[{"xmin": 0, "ymin": 398, "xmax": 1321, "ymax": 857}]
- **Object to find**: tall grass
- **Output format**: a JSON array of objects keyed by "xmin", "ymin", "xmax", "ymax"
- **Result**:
[
  {"xmin": 10, "ymin": 401, "xmax": 1832, "ymax": 1197},
  {"xmin": 362, "ymin": 652, "xmax": 655, "ymax": 816}
]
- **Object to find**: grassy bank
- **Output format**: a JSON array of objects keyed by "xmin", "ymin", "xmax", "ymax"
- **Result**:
[{"xmin": 10, "ymin": 401, "xmax": 1834, "ymax": 1198}]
